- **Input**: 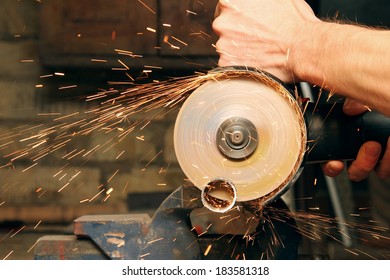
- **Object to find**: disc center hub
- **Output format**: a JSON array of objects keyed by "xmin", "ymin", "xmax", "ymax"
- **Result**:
[{"xmin": 217, "ymin": 118, "xmax": 258, "ymax": 160}]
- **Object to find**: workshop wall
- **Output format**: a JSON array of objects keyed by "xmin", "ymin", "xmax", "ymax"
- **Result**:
[{"xmin": 0, "ymin": 0, "xmax": 217, "ymax": 224}]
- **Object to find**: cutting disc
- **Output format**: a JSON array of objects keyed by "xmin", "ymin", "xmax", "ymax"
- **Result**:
[{"xmin": 174, "ymin": 70, "xmax": 307, "ymax": 205}]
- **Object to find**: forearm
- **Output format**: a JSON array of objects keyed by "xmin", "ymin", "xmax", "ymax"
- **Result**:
[{"xmin": 293, "ymin": 21, "xmax": 390, "ymax": 115}]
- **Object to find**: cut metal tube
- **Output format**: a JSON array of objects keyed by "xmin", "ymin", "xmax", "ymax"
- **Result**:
[{"xmin": 201, "ymin": 178, "xmax": 237, "ymax": 213}]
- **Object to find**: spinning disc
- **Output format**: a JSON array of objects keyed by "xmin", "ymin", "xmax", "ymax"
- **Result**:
[{"xmin": 174, "ymin": 70, "xmax": 306, "ymax": 206}]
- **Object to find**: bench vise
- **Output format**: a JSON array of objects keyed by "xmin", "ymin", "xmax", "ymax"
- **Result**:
[{"xmin": 34, "ymin": 185, "xmax": 300, "ymax": 260}]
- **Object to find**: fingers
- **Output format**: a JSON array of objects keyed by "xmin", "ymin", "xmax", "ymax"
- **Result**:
[
  {"xmin": 348, "ymin": 141, "xmax": 382, "ymax": 182},
  {"xmin": 343, "ymin": 98, "xmax": 368, "ymax": 116},
  {"xmin": 326, "ymin": 99, "xmax": 388, "ymax": 181},
  {"xmin": 322, "ymin": 160, "xmax": 345, "ymax": 177},
  {"xmin": 376, "ymin": 137, "xmax": 390, "ymax": 179}
]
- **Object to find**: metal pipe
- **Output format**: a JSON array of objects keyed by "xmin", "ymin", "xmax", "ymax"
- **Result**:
[{"xmin": 201, "ymin": 178, "xmax": 237, "ymax": 213}]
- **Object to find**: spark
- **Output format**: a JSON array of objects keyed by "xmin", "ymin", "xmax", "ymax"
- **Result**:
[
  {"xmin": 107, "ymin": 169, "xmax": 120, "ymax": 182},
  {"xmin": 91, "ymin": 59, "xmax": 108, "ymax": 63},
  {"xmin": 350, "ymin": 213, "xmax": 360, "ymax": 217},
  {"xmin": 144, "ymin": 65, "xmax": 163, "ymax": 69},
  {"xmin": 67, "ymin": 149, "xmax": 85, "ymax": 160},
  {"xmin": 22, "ymin": 163, "xmax": 38, "ymax": 172},
  {"xmin": 58, "ymin": 182, "xmax": 70, "ymax": 192},
  {"xmin": 204, "ymin": 244, "xmax": 212, "ymax": 256},
  {"xmin": 171, "ymin": 36, "xmax": 188, "ymax": 46},
  {"xmin": 137, "ymin": 0, "xmax": 156, "ymax": 14},
  {"xmin": 53, "ymin": 112, "xmax": 80, "ymax": 121},
  {"xmin": 122, "ymin": 182, "xmax": 129, "ymax": 194},
  {"xmin": 186, "ymin": 240, "xmax": 199, "ymax": 250},
  {"xmin": 10, "ymin": 151, "xmax": 29, "ymax": 162},
  {"xmin": 89, "ymin": 189, "xmax": 105, "ymax": 202},
  {"xmin": 3, "ymin": 251, "xmax": 13, "ymax": 260},
  {"xmin": 345, "ymin": 248, "xmax": 359, "ymax": 256},
  {"xmin": 59, "ymin": 85, "xmax": 78, "ymax": 90},
  {"xmin": 115, "ymin": 49, "xmax": 134, "ymax": 56},
  {"xmin": 186, "ymin": 9, "xmax": 197, "ymax": 16},
  {"xmin": 125, "ymin": 73, "xmax": 135, "ymax": 81},
  {"xmin": 139, "ymin": 252, "xmax": 151, "ymax": 258},
  {"xmin": 111, "ymin": 67, "xmax": 128, "ymax": 71},
  {"xmin": 197, "ymin": 230, "xmax": 208, "ymax": 237},
  {"xmin": 117, "ymin": 59, "xmax": 130, "ymax": 70},
  {"xmin": 34, "ymin": 220, "xmax": 42, "ymax": 229},
  {"xmin": 0, "ymin": 141, "xmax": 14, "ymax": 148},
  {"xmin": 37, "ymin": 190, "xmax": 47, "ymax": 198},
  {"xmin": 116, "ymin": 150, "xmax": 125, "ymax": 159},
  {"xmin": 27, "ymin": 240, "xmax": 39, "ymax": 253},
  {"xmin": 146, "ymin": 27, "xmax": 156, "ymax": 33},
  {"xmin": 163, "ymin": 35, "xmax": 180, "ymax": 49},
  {"xmin": 144, "ymin": 150, "xmax": 163, "ymax": 167},
  {"xmin": 355, "ymin": 248, "xmax": 376, "ymax": 260},
  {"xmin": 37, "ymin": 112, "xmax": 61, "ymax": 116},
  {"xmin": 147, "ymin": 237, "xmax": 164, "ymax": 245},
  {"xmin": 364, "ymin": 106, "xmax": 372, "ymax": 112},
  {"xmin": 40, "ymin": 74, "xmax": 53, "ymax": 78},
  {"xmin": 10, "ymin": 226, "xmax": 26, "ymax": 238}
]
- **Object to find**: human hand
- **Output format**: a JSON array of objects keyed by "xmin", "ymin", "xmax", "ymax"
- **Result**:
[
  {"xmin": 213, "ymin": 0, "xmax": 320, "ymax": 82},
  {"xmin": 322, "ymin": 99, "xmax": 390, "ymax": 181}
]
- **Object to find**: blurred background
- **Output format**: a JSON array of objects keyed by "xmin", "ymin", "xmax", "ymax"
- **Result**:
[{"xmin": 0, "ymin": 0, "xmax": 389, "ymax": 260}]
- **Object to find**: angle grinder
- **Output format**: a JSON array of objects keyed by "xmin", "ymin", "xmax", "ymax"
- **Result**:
[{"xmin": 173, "ymin": 67, "xmax": 390, "ymax": 213}]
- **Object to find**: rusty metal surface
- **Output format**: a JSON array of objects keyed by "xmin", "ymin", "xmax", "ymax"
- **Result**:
[{"xmin": 34, "ymin": 235, "xmax": 109, "ymax": 260}]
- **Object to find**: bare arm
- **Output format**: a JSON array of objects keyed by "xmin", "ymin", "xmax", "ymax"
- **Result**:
[
  {"xmin": 293, "ymin": 22, "xmax": 390, "ymax": 115},
  {"xmin": 213, "ymin": 0, "xmax": 390, "ymax": 115}
]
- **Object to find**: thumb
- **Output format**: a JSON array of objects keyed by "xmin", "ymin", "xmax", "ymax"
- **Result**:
[{"xmin": 343, "ymin": 98, "xmax": 368, "ymax": 116}]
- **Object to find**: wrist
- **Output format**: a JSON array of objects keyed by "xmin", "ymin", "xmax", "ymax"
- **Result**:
[{"xmin": 290, "ymin": 20, "xmax": 334, "ymax": 84}]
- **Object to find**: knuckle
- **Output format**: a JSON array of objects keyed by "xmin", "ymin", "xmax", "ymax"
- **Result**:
[
  {"xmin": 353, "ymin": 162, "xmax": 372, "ymax": 174},
  {"xmin": 347, "ymin": 162, "xmax": 372, "ymax": 181},
  {"xmin": 219, "ymin": 0, "xmax": 231, "ymax": 8}
]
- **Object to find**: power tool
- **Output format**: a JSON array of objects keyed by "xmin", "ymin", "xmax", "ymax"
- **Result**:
[{"xmin": 174, "ymin": 66, "xmax": 390, "ymax": 213}]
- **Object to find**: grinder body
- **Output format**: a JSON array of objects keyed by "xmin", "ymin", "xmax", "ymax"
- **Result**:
[{"xmin": 307, "ymin": 102, "xmax": 390, "ymax": 162}]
